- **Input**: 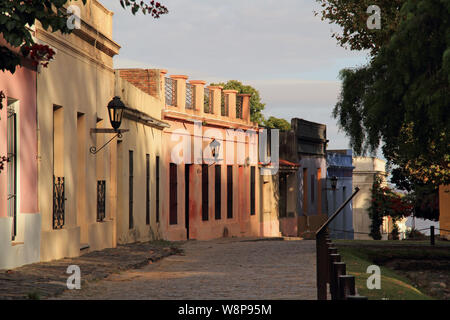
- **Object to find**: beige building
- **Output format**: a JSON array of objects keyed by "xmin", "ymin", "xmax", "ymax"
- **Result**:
[
  {"xmin": 352, "ymin": 157, "xmax": 387, "ymax": 240},
  {"xmin": 113, "ymin": 69, "xmax": 169, "ymax": 244},
  {"xmin": 36, "ymin": 0, "xmax": 120, "ymax": 261}
]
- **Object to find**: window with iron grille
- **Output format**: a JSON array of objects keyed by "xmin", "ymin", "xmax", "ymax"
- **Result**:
[
  {"xmin": 156, "ymin": 156, "xmax": 160, "ymax": 223},
  {"xmin": 97, "ymin": 180, "xmax": 106, "ymax": 222},
  {"xmin": 53, "ymin": 176, "xmax": 65, "ymax": 229},
  {"xmin": 202, "ymin": 164, "xmax": 209, "ymax": 221},
  {"xmin": 221, "ymin": 92, "xmax": 229, "ymax": 116},
  {"xmin": 169, "ymin": 163, "xmax": 178, "ymax": 225},
  {"xmin": 186, "ymin": 83, "xmax": 195, "ymax": 110},
  {"xmin": 250, "ymin": 166, "xmax": 256, "ymax": 215},
  {"xmin": 146, "ymin": 154, "xmax": 150, "ymax": 225},
  {"xmin": 165, "ymin": 77, "xmax": 177, "ymax": 106},
  {"xmin": 204, "ymin": 88, "xmax": 212, "ymax": 114},
  {"xmin": 7, "ymin": 103, "xmax": 17, "ymax": 239},
  {"xmin": 236, "ymin": 95, "xmax": 243, "ymax": 119},
  {"xmin": 227, "ymin": 166, "xmax": 233, "ymax": 219},
  {"xmin": 215, "ymin": 165, "xmax": 221, "ymax": 220},
  {"xmin": 129, "ymin": 151, "xmax": 134, "ymax": 229}
]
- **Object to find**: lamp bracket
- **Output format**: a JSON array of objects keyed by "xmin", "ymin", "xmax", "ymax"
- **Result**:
[
  {"xmin": 90, "ymin": 129, "xmax": 129, "ymax": 134},
  {"xmin": 89, "ymin": 129, "xmax": 129, "ymax": 155}
]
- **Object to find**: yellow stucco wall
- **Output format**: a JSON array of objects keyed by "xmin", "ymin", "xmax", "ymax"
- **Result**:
[
  {"xmin": 114, "ymin": 73, "xmax": 165, "ymax": 244},
  {"xmin": 36, "ymin": 0, "xmax": 120, "ymax": 261}
]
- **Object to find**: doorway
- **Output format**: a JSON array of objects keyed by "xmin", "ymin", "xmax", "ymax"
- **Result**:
[{"xmin": 7, "ymin": 99, "xmax": 18, "ymax": 240}]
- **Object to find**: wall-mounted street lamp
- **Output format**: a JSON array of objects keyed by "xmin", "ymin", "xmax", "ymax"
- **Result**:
[
  {"xmin": 90, "ymin": 96, "xmax": 129, "ymax": 155},
  {"xmin": 330, "ymin": 175, "xmax": 338, "ymax": 191},
  {"xmin": 210, "ymin": 139, "xmax": 221, "ymax": 161},
  {"xmin": 107, "ymin": 96, "xmax": 125, "ymax": 130},
  {"xmin": 205, "ymin": 138, "xmax": 223, "ymax": 167}
]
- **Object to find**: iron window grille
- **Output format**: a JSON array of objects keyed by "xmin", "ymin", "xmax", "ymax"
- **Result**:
[
  {"xmin": 53, "ymin": 176, "xmax": 66, "ymax": 229},
  {"xmin": 204, "ymin": 88, "xmax": 212, "ymax": 114},
  {"xmin": 186, "ymin": 83, "xmax": 195, "ymax": 110},
  {"xmin": 165, "ymin": 78, "xmax": 177, "ymax": 106},
  {"xmin": 97, "ymin": 180, "xmax": 106, "ymax": 222},
  {"xmin": 236, "ymin": 95, "xmax": 243, "ymax": 119}
]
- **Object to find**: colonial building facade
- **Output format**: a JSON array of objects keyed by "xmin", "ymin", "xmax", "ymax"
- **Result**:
[
  {"xmin": 35, "ymin": 0, "xmax": 120, "ymax": 261},
  {"xmin": 159, "ymin": 74, "xmax": 261, "ymax": 241},
  {"xmin": 113, "ymin": 69, "xmax": 168, "ymax": 244},
  {"xmin": 326, "ymin": 149, "xmax": 354, "ymax": 239},
  {"xmin": 0, "ymin": 42, "xmax": 40, "ymax": 269},
  {"xmin": 279, "ymin": 119, "xmax": 328, "ymax": 238},
  {"xmin": 352, "ymin": 156, "xmax": 387, "ymax": 240}
]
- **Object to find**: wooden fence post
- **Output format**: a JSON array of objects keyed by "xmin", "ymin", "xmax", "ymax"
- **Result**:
[
  {"xmin": 339, "ymin": 275, "xmax": 356, "ymax": 300},
  {"xmin": 333, "ymin": 262, "xmax": 346, "ymax": 300}
]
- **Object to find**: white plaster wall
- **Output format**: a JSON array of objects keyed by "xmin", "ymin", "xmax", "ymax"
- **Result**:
[{"xmin": 0, "ymin": 213, "xmax": 41, "ymax": 270}]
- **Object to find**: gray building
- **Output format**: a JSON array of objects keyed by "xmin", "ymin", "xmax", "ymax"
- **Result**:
[
  {"xmin": 279, "ymin": 118, "xmax": 328, "ymax": 238},
  {"xmin": 326, "ymin": 150, "xmax": 354, "ymax": 239}
]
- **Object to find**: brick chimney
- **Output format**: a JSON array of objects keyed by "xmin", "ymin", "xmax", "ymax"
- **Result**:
[{"xmin": 117, "ymin": 69, "xmax": 162, "ymax": 99}]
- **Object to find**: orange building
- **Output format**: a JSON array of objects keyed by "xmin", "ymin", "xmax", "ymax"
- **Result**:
[
  {"xmin": 159, "ymin": 73, "xmax": 261, "ymax": 241},
  {"xmin": 439, "ymin": 185, "xmax": 450, "ymax": 239}
]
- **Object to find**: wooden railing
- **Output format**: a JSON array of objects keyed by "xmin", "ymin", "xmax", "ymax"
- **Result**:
[{"xmin": 316, "ymin": 187, "xmax": 368, "ymax": 300}]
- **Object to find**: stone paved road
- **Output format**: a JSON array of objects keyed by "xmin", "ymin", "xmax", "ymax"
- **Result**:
[{"xmin": 55, "ymin": 238, "xmax": 317, "ymax": 300}]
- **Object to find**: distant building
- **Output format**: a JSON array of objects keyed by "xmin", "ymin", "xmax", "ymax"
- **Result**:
[
  {"xmin": 352, "ymin": 157, "xmax": 387, "ymax": 240},
  {"xmin": 279, "ymin": 118, "xmax": 328, "ymax": 238},
  {"xmin": 326, "ymin": 150, "xmax": 354, "ymax": 239}
]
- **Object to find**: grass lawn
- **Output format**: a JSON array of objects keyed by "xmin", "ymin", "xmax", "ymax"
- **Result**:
[{"xmin": 334, "ymin": 240, "xmax": 450, "ymax": 300}]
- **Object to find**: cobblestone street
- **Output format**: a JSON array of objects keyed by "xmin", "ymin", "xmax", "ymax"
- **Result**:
[{"xmin": 55, "ymin": 238, "xmax": 317, "ymax": 300}]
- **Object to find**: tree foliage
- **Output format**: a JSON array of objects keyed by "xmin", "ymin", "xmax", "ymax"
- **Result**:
[
  {"xmin": 368, "ymin": 176, "xmax": 413, "ymax": 240},
  {"xmin": 264, "ymin": 116, "xmax": 291, "ymax": 131},
  {"xmin": 330, "ymin": 0, "xmax": 450, "ymax": 187},
  {"xmin": 315, "ymin": 0, "xmax": 405, "ymax": 56},
  {"xmin": 210, "ymin": 80, "xmax": 291, "ymax": 128},
  {"xmin": 0, "ymin": 0, "xmax": 168, "ymax": 73},
  {"xmin": 210, "ymin": 80, "xmax": 267, "ymax": 125}
]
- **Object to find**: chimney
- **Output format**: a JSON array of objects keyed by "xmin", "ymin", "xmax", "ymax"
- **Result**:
[{"xmin": 118, "ymin": 69, "xmax": 162, "ymax": 99}]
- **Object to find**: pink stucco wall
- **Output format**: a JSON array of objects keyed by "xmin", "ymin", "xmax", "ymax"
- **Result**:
[
  {"xmin": 161, "ymin": 118, "xmax": 260, "ymax": 241},
  {"xmin": 0, "ymin": 63, "xmax": 38, "ymax": 218}
]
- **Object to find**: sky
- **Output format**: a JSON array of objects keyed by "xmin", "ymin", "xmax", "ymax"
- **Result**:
[{"xmin": 102, "ymin": 0, "xmax": 370, "ymax": 150}]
